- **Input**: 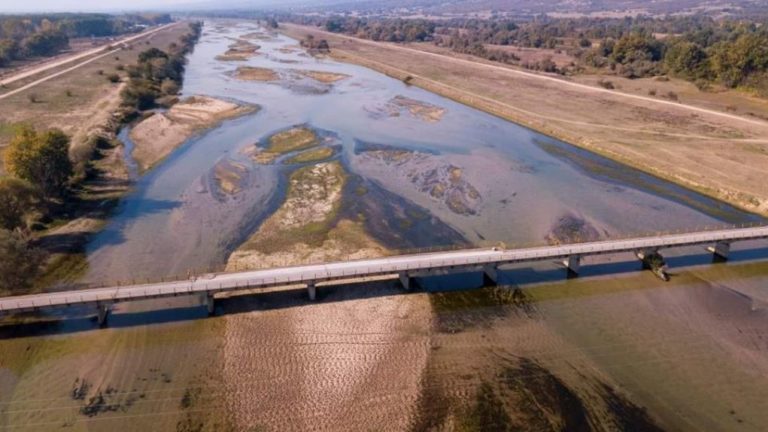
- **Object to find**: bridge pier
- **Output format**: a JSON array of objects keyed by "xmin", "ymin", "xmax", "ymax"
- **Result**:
[
  {"xmin": 482, "ymin": 264, "xmax": 498, "ymax": 286},
  {"xmin": 399, "ymin": 272, "xmax": 414, "ymax": 291},
  {"xmin": 563, "ymin": 255, "xmax": 581, "ymax": 278},
  {"xmin": 202, "ymin": 293, "xmax": 215, "ymax": 316},
  {"xmin": 96, "ymin": 303, "xmax": 111, "ymax": 327},
  {"xmin": 307, "ymin": 282, "xmax": 317, "ymax": 301},
  {"xmin": 708, "ymin": 241, "xmax": 731, "ymax": 261},
  {"xmin": 636, "ymin": 249, "xmax": 669, "ymax": 281}
]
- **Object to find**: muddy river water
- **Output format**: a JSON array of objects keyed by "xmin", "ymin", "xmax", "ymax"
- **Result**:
[{"xmin": 2, "ymin": 21, "xmax": 768, "ymax": 432}]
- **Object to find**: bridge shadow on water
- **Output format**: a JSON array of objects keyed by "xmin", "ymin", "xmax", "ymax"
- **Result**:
[{"xmin": 2, "ymin": 246, "xmax": 767, "ymax": 340}]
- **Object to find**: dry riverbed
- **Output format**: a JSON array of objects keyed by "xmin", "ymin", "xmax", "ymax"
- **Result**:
[{"xmin": 130, "ymin": 96, "xmax": 256, "ymax": 171}]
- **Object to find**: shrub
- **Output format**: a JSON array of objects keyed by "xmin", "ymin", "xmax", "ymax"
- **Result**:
[
  {"xmin": 648, "ymin": 88, "xmax": 657, "ymax": 96},
  {"xmin": 106, "ymin": 73, "xmax": 121, "ymax": 83},
  {"xmin": 666, "ymin": 91, "xmax": 679, "ymax": 101},
  {"xmin": 0, "ymin": 229, "xmax": 46, "ymax": 294},
  {"xmin": 3, "ymin": 126, "xmax": 73, "ymax": 198},
  {"xmin": 597, "ymin": 79, "xmax": 615, "ymax": 89},
  {"xmin": 160, "ymin": 78, "xmax": 180, "ymax": 95},
  {"xmin": 0, "ymin": 178, "xmax": 38, "ymax": 230}
]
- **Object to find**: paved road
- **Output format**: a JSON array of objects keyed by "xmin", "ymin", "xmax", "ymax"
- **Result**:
[
  {"xmin": 1, "ymin": 226, "xmax": 767, "ymax": 314},
  {"xmin": 0, "ymin": 23, "xmax": 178, "ymax": 101}
]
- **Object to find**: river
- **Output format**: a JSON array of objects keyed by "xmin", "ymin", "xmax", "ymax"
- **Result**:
[{"xmin": 1, "ymin": 20, "xmax": 767, "ymax": 432}]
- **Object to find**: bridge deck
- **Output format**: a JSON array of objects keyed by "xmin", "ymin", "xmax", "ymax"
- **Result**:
[{"xmin": 1, "ymin": 226, "xmax": 767, "ymax": 314}]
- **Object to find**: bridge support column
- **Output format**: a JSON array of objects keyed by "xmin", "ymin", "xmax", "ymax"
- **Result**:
[
  {"xmin": 636, "ymin": 249, "xmax": 669, "ymax": 281},
  {"xmin": 96, "ymin": 303, "xmax": 111, "ymax": 327},
  {"xmin": 307, "ymin": 282, "xmax": 317, "ymax": 301},
  {"xmin": 399, "ymin": 272, "xmax": 414, "ymax": 291},
  {"xmin": 708, "ymin": 241, "xmax": 731, "ymax": 261},
  {"xmin": 482, "ymin": 264, "xmax": 498, "ymax": 287},
  {"xmin": 563, "ymin": 255, "xmax": 581, "ymax": 278},
  {"xmin": 203, "ymin": 293, "xmax": 215, "ymax": 316}
]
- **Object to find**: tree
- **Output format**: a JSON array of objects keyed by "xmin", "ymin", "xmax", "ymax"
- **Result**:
[
  {"xmin": 0, "ymin": 229, "xmax": 45, "ymax": 294},
  {"xmin": 0, "ymin": 177, "xmax": 38, "ymax": 230},
  {"xmin": 664, "ymin": 40, "xmax": 708, "ymax": 79},
  {"xmin": 4, "ymin": 127, "xmax": 73, "ymax": 198}
]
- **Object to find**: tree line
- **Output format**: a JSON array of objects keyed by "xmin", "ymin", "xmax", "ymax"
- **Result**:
[
  {"xmin": 0, "ymin": 13, "xmax": 172, "ymax": 67},
  {"xmin": 120, "ymin": 22, "xmax": 203, "ymax": 116}
]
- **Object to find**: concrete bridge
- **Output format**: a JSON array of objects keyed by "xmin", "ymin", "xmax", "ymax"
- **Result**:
[{"xmin": 1, "ymin": 225, "xmax": 767, "ymax": 326}]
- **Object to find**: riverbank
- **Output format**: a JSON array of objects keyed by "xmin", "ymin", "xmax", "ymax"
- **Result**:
[
  {"xmin": 130, "ymin": 95, "xmax": 257, "ymax": 172},
  {"xmin": 279, "ymin": 24, "xmax": 768, "ymax": 218}
]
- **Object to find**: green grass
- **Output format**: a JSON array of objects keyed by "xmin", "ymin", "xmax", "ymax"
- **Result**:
[
  {"xmin": 283, "ymin": 146, "xmax": 334, "ymax": 164},
  {"xmin": 267, "ymin": 126, "xmax": 319, "ymax": 154}
]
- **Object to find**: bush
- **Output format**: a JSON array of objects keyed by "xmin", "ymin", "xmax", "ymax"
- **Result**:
[
  {"xmin": 0, "ymin": 229, "xmax": 46, "ymax": 294},
  {"xmin": 27, "ymin": 93, "xmax": 39, "ymax": 103},
  {"xmin": 666, "ymin": 91, "xmax": 679, "ymax": 101},
  {"xmin": 65, "ymin": 89, "xmax": 73, "ymax": 97},
  {"xmin": 0, "ymin": 178, "xmax": 38, "ymax": 231},
  {"xmin": 597, "ymin": 79, "xmax": 615, "ymax": 89},
  {"xmin": 160, "ymin": 78, "xmax": 180, "ymax": 95},
  {"xmin": 106, "ymin": 73, "xmax": 121, "ymax": 83},
  {"xmin": 3, "ymin": 126, "xmax": 73, "ymax": 198},
  {"xmin": 648, "ymin": 88, "xmax": 657, "ymax": 96}
]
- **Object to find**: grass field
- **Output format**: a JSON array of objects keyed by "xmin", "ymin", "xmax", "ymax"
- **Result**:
[
  {"xmin": 281, "ymin": 24, "xmax": 768, "ymax": 217},
  {"xmin": 0, "ymin": 23, "xmax": 189, "ymax": 168}
]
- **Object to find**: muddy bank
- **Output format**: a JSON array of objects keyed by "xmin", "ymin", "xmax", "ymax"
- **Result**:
[
  {"xmin": 129, "ymin": 96, "xmax": 256, "ymax": 171},
  {"xmin": 413, "ymin": 285, "xmax": 666, "ymax": 431}
]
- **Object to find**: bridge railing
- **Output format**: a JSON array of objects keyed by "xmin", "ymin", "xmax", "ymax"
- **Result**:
[{"xmin": 57, "ymin": 222, "xmax": 768, "ymax": 293}]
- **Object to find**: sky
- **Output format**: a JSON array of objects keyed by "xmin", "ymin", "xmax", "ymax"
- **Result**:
[{"xmin": 0, "ymin": 0, "xmax": 215, "ymax": 13}]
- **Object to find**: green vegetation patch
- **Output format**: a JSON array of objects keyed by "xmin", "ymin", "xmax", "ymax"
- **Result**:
[
  {"xmin": 242, "ymin": 161, "xmax": 346, "ymax": 254},
  {"xmin": 283, "ymin": 146, "xmax": 335, "ymax": 164},
  {"xmin": 267, "ymin": 126, "xmax": 319, "ymax": 154}
]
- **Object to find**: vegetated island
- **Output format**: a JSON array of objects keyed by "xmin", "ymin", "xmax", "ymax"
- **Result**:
[
  {"xmin": 130, "ymin": 96, "xmax": 257, "ymax": 171},
  {"xmin": 226, "ymin": 160, "xmax": 386, "ymax": 270},
  {"xmin": 250, "ymin": 125, "xmax": 321, "ymax": 164}
]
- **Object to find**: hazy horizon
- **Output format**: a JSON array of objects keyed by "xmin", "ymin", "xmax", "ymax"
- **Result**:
[{"xmin": 0, "ymin": 0, "xmax": 302, "ymax": 13}]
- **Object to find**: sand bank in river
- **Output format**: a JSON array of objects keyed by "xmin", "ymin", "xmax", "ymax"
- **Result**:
[
  {"xmin": 296, "ymin": 69, "xmax": 350, "ymax": 84},
  {"xmin": 129, "ymin": 96, "xmax": 256, "ymax": 171},
  {"xmin": 216, "ymin": 39, "xmax": 261, "ymax": 61},
  {"xmin": 389, "ymin": 95, "xmax": 446, "ymax": 122},
  {"xmin": 213, "ymin": 159, "xmax": 249, "ymax": 195},
  {"xmin": 355, "ymin": 142, "xmax": 482, "ymax": 216},
  {"xmin": 222, "ymin": 160, "xmax": 430, "ymax": 430},
  {"xmin": 233, "ymin": 66, "xmax": 279, "ymax": 81}
]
